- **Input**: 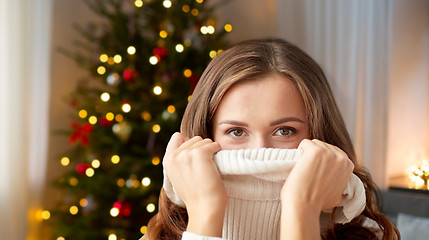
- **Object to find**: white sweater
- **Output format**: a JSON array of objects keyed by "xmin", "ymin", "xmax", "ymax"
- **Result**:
[{"xmin": 162, "ymin": 148, "xmax": 366, "ymax": 240}]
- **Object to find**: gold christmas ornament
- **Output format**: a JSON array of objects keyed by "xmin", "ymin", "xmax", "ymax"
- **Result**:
[{"xmin": 112, "ymin": 121, "xmax": 132, "ymax": 142}]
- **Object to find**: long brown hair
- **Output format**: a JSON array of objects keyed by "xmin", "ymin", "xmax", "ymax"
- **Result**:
[{"xmin": 146, "ymin": 39, "xmax": 399, "ymax": 239}]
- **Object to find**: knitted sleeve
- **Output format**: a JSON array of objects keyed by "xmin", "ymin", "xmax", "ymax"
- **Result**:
[{"xmin": 182, "ymin": 231, "xmax": 224, "ymax": 240}]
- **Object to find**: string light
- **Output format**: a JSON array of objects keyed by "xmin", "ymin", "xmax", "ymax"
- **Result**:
[
  {"xmin": 209, "ymin": 50, "xmax": 217, "ymax": 58},
  {"xmin": 122, "ymin": 103, "xmax": 131, "ymax": 113},
  {"xmin": 78, "ymin": 109, "xmax": 88, "ymax": 118},
  {"xmin": 163, "ymin": 0, "xmax": 172, "ymax": 8},
  {"xmin": 100, "ymin": 92, "xmax": 110, "ymax": 102},
  {"xmin": 127, "ymin": 46, "xmax": 136, "ymax": 55},
  {"xmin": 108, "ymin": 234, "xmax": 117, "ymax": 240},
  {"xmin": 152, "ymin": 156, "xmax": 160, "ymax": 165},
  {"xmin": 135, "ymin": 0, "xmax": 143, "ymax": 7},
  {"xmin": 85, "ymin": 168, "xmax": 95, "ymax": 177},
  {"xmin": 200, "ymin": 25, "xmax": 215, "ymax": 35},
  {"xmin": 41, "ymin": 210, "xmax": 51, "ymax": 220},
  {"xmin": 113, "ymin": 54, "xmax": 122, "ymax": 63},
  {"xmin": 107, "ymin": 73, "xmax": 120, "ymax": 85},
  {"xmin": 91, "ymin": 159, "xmax": 100, "ymax": 168},
  {"xmin": 107, "ymin": 57, "xmax": 115, "ymax": 65},
  {"xmin": 224, "ymin": 24, "xmax": 232, "ymax": 32},
  {"xmin": 88, "ymin": 116, "xmax": 98, "ymax": 125},
  {"xmin": 153, "ymin": 86, "xmax": 162, "ymax": 95},
  {"xmin": 112, "ymin": 124, "xmax": 121, "ymax": 135},
  {"xmin": 188, "ymin": 95, "xmax": 192, "ymax": 101},
  {"xmin": 106, "ymin": 112, "xmax": 115, "ymax": 121},
  {"xmin": 167, "ymin": 105, "xmax": 176, "ymax": 113},
  {"xmin": 111, "ymin": 155, "xmax": 120, "ymax": 164},
  {"xmin": 125, "ymin": 175, "xmax": 139, "ymax": 188},
  {"xmin": 152, "ymin": 124, "xmax": 161, "ymax": 133},
  {"xmin": 409, "ymin": 160, "xmax": 429, "ymax": 189},
  {"xmin": 207, "ymin": 25, "xmax": 215, "ymax": 34},
  {"xmin": 141, "ymin": 111, "xmax": 152, "ymax": 121},
  {"xmin": 57, "ymin": 237, "xmax": 65, "ymax": 240},
  {"xmin": 159, "ymin": 30, "xmax": 168, "ymax": 38},
  {"xmin": 99, "ymin": 54, "xmax": 108, "ymax": 63},
  {"xmin": 115, "ymin": 114, "xmax": 123, "ymax": 122},
  {"xmin": 61, "ymin": 157, "xmax": 70, "ymax": 166},
  {"xmin": 184, "ymin": 69, "xmax": 192, "ymax": 78},
  {"xmin": 80, "ymin": 198, "xmax": 88, "ymax": 207},
  {"xmin": 196, "ymin": 0, "xmax": 204, "ymax": 3},
  {"xmin": 97, "ymin": 66, "xmax": 106, "ymax": 75},
  {"xmin": 175, "ymin": 44, "xmax": 184, "ymax": 53},
  {"xmin": 200, "ymin": 26, "xmax": 208, "ymax": 34},
  {"xmin": 191, "ymin": 8, "xmax": 199, "ymax": 16},
  {"xmin": 142, "ymin": 177, "xmax": 151, "ymax": 187},
  {"xmin": 140, "ymin": 226, "xmax": 148, "ymax": 234},
  {"xmin": 149, "ymin": 56, "xmax": 158, "ymax": 65},
  {"xmin": 117, "ymin": 178, "xmax": 125, "ymax": 187},
  {"xmin": 162, "ymin": 110, "xmax": 170, "ymax": 120},
  {"xmin": 147, "ymin": 203, "xmax": 156, "ymax": 213},
  {"xmin": 126, "ymin": 178, "xmax": 134, "ymax": 188},
  {"xmin": 182, "ymin": 5, "xmax": 190, "ymax": 13},
  {"xmin": 110, "ymin": 207, "xmax": 120, "ymax": 217},
  {"xmin": 133, "ymin": 179, "xmax": 140, "ymax": 188},
  {"xmin": 69, "ymin": 206, "xmax": 79, "ymax": 215}
]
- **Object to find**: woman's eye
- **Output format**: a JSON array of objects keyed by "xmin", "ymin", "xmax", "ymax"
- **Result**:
[
  {"xmin": 275, "ymin": 128, "xmax": 294, "ymax": 136},
  {"xmin": 227, "ymin": 129, "xmax": 246, "ymax": 137}
]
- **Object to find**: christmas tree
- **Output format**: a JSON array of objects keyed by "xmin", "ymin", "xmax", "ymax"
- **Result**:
[{"xmin": 46, "ymin": 0, "xmax": 230, "ymax": 239}]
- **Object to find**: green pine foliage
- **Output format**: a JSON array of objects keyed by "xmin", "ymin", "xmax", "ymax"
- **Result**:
[{"xmin": 48, "ymin": 0, "xmax": 230, "ymax": 239}]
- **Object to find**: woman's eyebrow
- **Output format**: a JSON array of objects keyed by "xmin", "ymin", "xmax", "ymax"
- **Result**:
[
  {"xmin": 270, "ymin": 117, "xmax": 305, "ymax": 126},
  {"xmin": 218, "ymin": 120, "xmax": 248, "ymax": 127}
]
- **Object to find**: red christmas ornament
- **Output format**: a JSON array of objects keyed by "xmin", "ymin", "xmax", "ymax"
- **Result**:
[
  {"xmin": 113, "ymin": 201, "xmax": 122, "ymax": 209},
  {"xmin": 76, "ymin": 163, "xmax": 91, "ymax": 175},
  {"xmin": 113, "ymin": 200, "xmax": 132, "ymax": 217},
  {"xmin": 123, "ymin": 69, "xmax": 138, "ymax": 82},
  {"xmin": 69, "ymin": 121, "xmax": 93, "ymax": 146},
  {"xmin": 153, "ymin": 47, "xmax": 168, "ymax": 61},
  {"xmin": 99, "ymin": 116, "xmax": 114, "ymax": 127},
  {"xmin": 122, "ymin": 202, "xmax": 132, "ymax": 217},
  {"xmin": 81, "ymin": 123, "xmax": 93, "ymax": 132}
]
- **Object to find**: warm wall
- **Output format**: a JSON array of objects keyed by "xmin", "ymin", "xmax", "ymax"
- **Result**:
[
  {"xmin": 43, "ymin": 0, "xmax": 101, "ymax": 235},
  {"xmin": 214, "ymin": 0, "xmax": 278, "ymax": 42},
  {"xmin": 386, "ymin": 0, "xmax": 429, "ymax": 180}
]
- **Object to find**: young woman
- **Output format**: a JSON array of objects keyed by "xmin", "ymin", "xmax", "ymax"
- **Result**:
[{"xmin": 143, "ymin": 39, "xmax": 399, "ymax": 239}]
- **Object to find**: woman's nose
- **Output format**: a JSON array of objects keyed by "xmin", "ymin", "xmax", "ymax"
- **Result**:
[{"xmin": 250, "ymin": 136, "xmax": 272, "ymax": 149}]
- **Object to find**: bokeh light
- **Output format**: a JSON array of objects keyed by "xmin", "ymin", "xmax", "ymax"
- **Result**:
[
  {"xmin": 127, "ymin": 46, "xmax": 136, "ymax": 55},
  {"xmin": 153, "ymin": 86, "xmax": 162, "ymax": 95},
  {"xmin": 61, "ymin": 157, "xmax": 70, "ymax": 166}
]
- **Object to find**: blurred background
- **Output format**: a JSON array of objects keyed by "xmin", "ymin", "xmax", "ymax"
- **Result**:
[{"xmin": 0, "ymin": 0, "xmax": 428, "ymax": 239}]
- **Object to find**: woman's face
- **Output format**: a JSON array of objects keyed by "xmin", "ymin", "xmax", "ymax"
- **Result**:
[{"xmin": 213, "ymin": 74, "xmax": 310, "ymax": 150}]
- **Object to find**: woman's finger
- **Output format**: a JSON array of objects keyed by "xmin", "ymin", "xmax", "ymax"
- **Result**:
[
  {"xmin": 176, "ymin": 135, "xmax": 204, "ymax": 152},
  {"xmin": 165, "ymin": 132, "xmax": 188, "ymax": 154},
  {"xmin": 188, "ymin": 138, "xmax": 221, "ymax": 152}
]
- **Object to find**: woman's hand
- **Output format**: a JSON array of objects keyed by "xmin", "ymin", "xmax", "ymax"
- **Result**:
[
  {"xmin": 163, "ymin": 132, "xmax": 227, "ymax": 237},
  {"xmin": 280, "ymin": 139, "xmax": 354, "ymax": 240},
  {"xmin": 283, "ymin": 139, "xmax": 354, "ymax": 211}
]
